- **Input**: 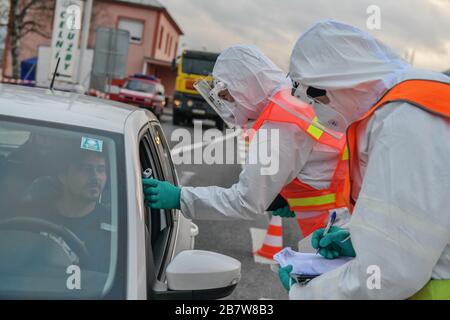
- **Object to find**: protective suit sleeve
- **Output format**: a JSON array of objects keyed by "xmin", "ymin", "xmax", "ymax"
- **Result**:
[
  {"xmin": 179, "ymin": 122, "xmax": 315, "ymax": 220},
  {"xmin": 289, "ymin": 103, "xmax": 450, "ymax": 299}
]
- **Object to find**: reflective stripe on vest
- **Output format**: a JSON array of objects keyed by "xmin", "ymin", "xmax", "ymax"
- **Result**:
[
  {"xmin": 283, "ymin": 144, "xmax": 350, "ymax": 211},
  {"xmin": 288, "ymin": 193, "xmax": 336, "ymax": 208},
  {"xmin": 409, "ymin": 279, "xmax": 450, "ymax": 300},
  {"xmin": 307, "ymin": 117, "xmax": 324, "ymax": 140},
  {"xmin": 251, "ymin": 88, "xmax": 349, "ymax": 212},
  {"xmin": 345, "ymin": 79, "xmax": 450, "ymax": 210}
]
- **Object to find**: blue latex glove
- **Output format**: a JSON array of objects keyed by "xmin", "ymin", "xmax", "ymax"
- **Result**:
[
  {"xmin": 142, "ymin": 178, "xmax": 181, "ymax": 210},
  {"xmin": 311, "ymin": 226, "xmax": 356, "ymax": 260},
  {"xmin": 278, "ymin": 265, "xmax": 293, "ymax": 292},
  {"xmin": 272, "ymin": 206, "xmax": 296, "ymax": 218}
]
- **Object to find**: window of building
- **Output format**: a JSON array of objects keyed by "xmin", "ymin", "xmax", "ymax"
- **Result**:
[
  {"xmin": 173, "ymin": 41, "xmax": 178, "ymax": 58},
  {"xmin": 118, "ymin": 18, "xmax": 144, "ymax": 44},
  {"xmin": 168, "ymin": 36, "xmax": 172, "ymax": 57},
  {"xmin": 165, "ymin": 33, "xmax": 170, "ymax": 54},
  {"xmin": 158, "ymin": 27, "xmax": 164, "ymax": 49}
]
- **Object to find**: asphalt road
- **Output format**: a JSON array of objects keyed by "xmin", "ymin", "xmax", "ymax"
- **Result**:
[{"xmin": 159, "ymin": 108, "xmax": 302, "ymax": 300}]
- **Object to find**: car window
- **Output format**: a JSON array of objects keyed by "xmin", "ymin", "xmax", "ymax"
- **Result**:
[
  {"xmin": 182, "ymin": 57, "xmax": 216, "ymax": 76},
  {"xmin": 150, "ymin": 124, "xmax": 177, "ymax": 185},
  {"xmin": 0, "ymin": 118, "xmax": 125, "ymax": 299},
  {"xmin": 125, "ymin": 79, "xmax": 157, "ymax": 93},
  {"xmin": 139, "ymin": 129, "xmax": 173, "ymax": 283}
]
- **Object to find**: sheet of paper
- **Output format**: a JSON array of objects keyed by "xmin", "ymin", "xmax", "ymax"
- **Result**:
[{"xmin": 274, "ymin": 247, "xmax": 353, "ymax": 276}]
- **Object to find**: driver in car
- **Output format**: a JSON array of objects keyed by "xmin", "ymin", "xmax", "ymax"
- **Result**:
[{"xmin": 20, "ymin": 143, "xmax": 112, "ymax": 272}]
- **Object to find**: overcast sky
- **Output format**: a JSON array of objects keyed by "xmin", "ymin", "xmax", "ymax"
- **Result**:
[{"xmin": 161, "ymin": 0, "xmax": 450, "ymax": 72}]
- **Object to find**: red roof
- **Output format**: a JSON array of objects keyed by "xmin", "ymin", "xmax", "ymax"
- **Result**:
[{"xmin": 111, "ymin": 0, "xmax": 183, "ymax": 35}]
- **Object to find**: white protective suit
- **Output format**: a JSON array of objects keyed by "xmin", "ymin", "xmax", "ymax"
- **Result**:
[
  {"xmin": 180, "ymin": 45, "xmax": 348, "ymax": 231},
  {"xmin": 288, "ymin": 20, "xmax": 450, "ymax": 299}
]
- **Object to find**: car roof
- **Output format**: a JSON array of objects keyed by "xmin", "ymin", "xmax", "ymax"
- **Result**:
[{"xmin": 0, "ymin": 84, "xmax": 146, "ymax": 133}]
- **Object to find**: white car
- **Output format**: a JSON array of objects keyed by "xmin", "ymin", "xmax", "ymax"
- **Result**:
[{"xmin": 0, "ymin": 84, "xmax": 241, "ymax": 299}]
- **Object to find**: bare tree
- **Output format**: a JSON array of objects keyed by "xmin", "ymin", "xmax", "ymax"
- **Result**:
[
  {"xmin": 0, "ymin": 1, "xmax": 9, "ymax": 26},
  {"xmin": 6, "ymin": 0, "xmax": 55, "ymax": 78}
]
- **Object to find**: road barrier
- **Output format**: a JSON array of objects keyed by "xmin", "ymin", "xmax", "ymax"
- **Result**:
[
  {"xmin": 0, "ymin": 75, "xmax": 36, "ymax": 86},
  {"xmin": 88, "ymin": 88, "xmax": 110, "ymax": 99}
]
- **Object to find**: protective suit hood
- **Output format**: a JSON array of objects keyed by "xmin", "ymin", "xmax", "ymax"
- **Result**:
[
  {"xmin": 213, "ymin": 45, "xmax": 291, "ymax": 126},
  {"xmin": 290, "ymin": 20, "xmax": 411, "ymax": 123}
]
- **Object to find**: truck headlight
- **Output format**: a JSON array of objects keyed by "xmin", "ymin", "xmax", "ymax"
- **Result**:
[
  {"xmin": 174, "ymin": 99, "xmax": 181, "ymax": 108},
  {"xmin": 187, "ymin": 100, "xmax": 194, "ymax": 107}
]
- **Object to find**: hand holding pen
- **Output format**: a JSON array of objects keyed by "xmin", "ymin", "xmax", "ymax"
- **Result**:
[
  {"xmin": 315, "ymin": 211, "xmax": 337, "ymax": 255},
  {"xmin": 312, "ymin": 211, "xmax": 356, "ymax": 259}
]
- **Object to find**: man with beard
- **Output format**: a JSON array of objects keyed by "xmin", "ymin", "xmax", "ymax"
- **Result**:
[{"xmin": 26, "ymin": 145, "xmax": 112, "ymax": 272}]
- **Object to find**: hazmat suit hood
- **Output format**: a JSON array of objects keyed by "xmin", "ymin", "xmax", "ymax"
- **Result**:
[
  {"xmin": 290, "ymin": 20, "xmax": 411, "ymax": 124},
  {"xmin": 213, "ymin": 45, "xmax": 291, "ymax": 126}
]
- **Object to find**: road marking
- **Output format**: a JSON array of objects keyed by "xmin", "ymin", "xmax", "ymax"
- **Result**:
[
  {"xmin": 179, "ymin": 171, "xmax": 195, "ymax": 185},
  {"xmin": 160, "ymin": 114, "xmax": 172, "ymax": 122},
  {"xmin": 250, "ymin": 227, "xmax": 278, "ymax": 265}
]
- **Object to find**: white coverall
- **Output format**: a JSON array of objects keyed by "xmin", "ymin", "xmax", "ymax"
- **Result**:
[
  {"xmin": 288, "ymin": 20, "xmax": 450, "ymax": 299},
  {"xmin": 179, "ymin": 45, "xmax": 348, "ymax": 232}
]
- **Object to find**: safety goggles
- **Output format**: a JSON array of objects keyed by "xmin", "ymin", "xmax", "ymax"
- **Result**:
[{"xmin": 292, "ymin": 81, "xmax": 327, "ymax": 102}]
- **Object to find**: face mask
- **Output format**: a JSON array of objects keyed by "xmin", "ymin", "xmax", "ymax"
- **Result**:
[
  {"xmin": 326, "ymin": 89, "xmax": 371, "ymax": 124},
  {"xmin": 312, "ymin": 101, "xmax": 348, "ymax": 133},
  {"xmin": 292, "ymin": 83, "xmax": 348, "ymax": 133},
  {"xmin": 221, "ymin": 101, "xmax": 240, "ymax": 126}
]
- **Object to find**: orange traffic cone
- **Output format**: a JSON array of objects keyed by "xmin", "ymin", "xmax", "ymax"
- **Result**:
[{"xmin": 256, "ymin": 216, "xmax": 283, "ymax": 260}]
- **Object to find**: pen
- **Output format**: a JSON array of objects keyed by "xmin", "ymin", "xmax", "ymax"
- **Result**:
[{"xmin": 315, "ymin": 211, "xmax": 337, "ymax": 255}]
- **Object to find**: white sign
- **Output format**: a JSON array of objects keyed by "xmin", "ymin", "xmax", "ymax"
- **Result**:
[{"xmin": 49, "ymin": 0, "xmax": 84, "ymax": 83}]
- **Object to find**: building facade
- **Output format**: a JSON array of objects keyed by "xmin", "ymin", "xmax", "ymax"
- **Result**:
[{"xmin": 3, "ymin": 0, "xmax": 183, "ymax": 95}]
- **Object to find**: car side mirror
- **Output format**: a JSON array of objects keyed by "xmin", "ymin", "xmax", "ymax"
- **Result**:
[{"xmin": 152, "ymin": 250, "xmax": 241, "ymax": 300}]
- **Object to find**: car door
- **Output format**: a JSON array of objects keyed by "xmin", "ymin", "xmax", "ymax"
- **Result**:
[
  {"xmin": 146, "ymin": 122, "xmax": 181, "ymax": 268},
  {"xmin": 136, "ymin": 119, "xmax": 238, "ymax": 300},
  {"xmin": 148, "ymin": 122, "xmax": 195, "ymax": 256},
  {"xmin": 137, "ymin": 124, "xmax": 176, "ymax": 297}
]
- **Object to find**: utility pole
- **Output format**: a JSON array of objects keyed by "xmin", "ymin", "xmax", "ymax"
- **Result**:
[
  {"xmin": 76, "ymin": 0, "xmax": 92, "ymax": 90},
  {"xmin": 1, "ymin": 0, "xmax": 14, "ymax": 78}
]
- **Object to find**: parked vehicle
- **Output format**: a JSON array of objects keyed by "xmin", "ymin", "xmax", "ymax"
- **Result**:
[
  {"xmin": 118, "ymin": 74, "xmax": 166, "ymax": 119},
  {"xmin": 172, "ymin": 50, "xmax": 225, "ymax": 130},
  {"xmin": 0, "ymin": 84, "xmax": 241, "ymax": 299}
]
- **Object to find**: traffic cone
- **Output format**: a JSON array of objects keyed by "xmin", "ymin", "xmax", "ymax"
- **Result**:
[{"xmin": 255, "ymin": 216, "xmax": 283, "ymax": 260}]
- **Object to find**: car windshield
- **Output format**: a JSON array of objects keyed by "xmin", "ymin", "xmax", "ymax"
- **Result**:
[
  {"xmin": 182, "ymin": 57, "xmax": 216, "ymax": 76},
  {"xmin": 0, "ymin": 118, "xmax": 125, "ymax": 299},
  {"xmin": 125, "ymin": 79, "xmax": 157, "ymax": 93}
]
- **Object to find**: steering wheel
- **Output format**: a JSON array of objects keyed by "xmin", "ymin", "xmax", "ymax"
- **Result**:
[{"xmin": 0, "ymin": 217, "xmax": 90, "ymax": 266}]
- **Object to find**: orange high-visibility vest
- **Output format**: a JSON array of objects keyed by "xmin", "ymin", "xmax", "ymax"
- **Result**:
[
  {"xmin": 344, "ymin": 79, "xmax": 450, "ymax": 300},
  {"xmin": 251, "ymin": 89, "xmax": 349, "ymax": 236},
  {"xmin": 345, "ymin": 79, "xmax": 450, "ymax": 211}
]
